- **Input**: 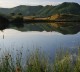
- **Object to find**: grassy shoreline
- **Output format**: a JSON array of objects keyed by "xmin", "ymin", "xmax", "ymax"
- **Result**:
[{"xmin": 0, "ymin": 47, "xmax": 80, "ymax": 72}]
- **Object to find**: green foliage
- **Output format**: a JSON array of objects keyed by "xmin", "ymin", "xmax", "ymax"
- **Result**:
[
  {"xmin": 0, "ymin": 47, "xmax": 80, "ymax": 72},
  {"xmin": 26, "ymin": 50, "xmax": 49, "ymax": 72}
]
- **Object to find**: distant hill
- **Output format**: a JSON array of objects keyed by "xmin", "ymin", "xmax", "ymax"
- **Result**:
[
  {"xmin": 0, "ymin": 2, "xmax": 80, "ymax": 17},
  {"xmin": 0, "ymin": 5, "xmax": 43, "ymax": 16}
]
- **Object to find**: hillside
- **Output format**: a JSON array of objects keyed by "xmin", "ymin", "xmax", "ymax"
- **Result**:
[
  {"xmin": 49, "ymin": 14, "xmax": 80, "ymax": 21},
  {"xmin": 0, "ymin": 2, "xmax": 80, "ymax": 17},
  {"xmin": 46, "ymin": 2, "xmax": 80, "ymax": 16}
]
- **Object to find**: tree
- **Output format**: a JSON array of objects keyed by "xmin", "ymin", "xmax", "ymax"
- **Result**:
[{"xmin": 10, "ymin": 13, "xmax": 15, "ymax": 16}]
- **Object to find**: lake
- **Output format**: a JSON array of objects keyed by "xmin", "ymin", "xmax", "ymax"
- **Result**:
[{"xmin": 0, "ymin": 22, "xmax": 80, "ymax": 62}]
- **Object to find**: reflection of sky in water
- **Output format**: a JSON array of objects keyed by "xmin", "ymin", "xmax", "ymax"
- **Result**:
[{"xmin": 0, "ymin": 29, "xmax": 80, "ymax": 61}]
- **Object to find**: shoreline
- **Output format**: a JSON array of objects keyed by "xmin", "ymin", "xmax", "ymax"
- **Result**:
[{"xmin": 24, "ymin": 19, "xmax": 80, "ymax": 23}]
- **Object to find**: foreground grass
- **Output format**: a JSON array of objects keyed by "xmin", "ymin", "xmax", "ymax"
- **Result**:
[{"xmin": 0, "ymin": 48, "xmax": 80, "ymax": 72}]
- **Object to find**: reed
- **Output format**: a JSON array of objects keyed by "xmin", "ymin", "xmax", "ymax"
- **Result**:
[{"xmin": 0, "ymin": 47, "xmax": 80, "ymax": 72}]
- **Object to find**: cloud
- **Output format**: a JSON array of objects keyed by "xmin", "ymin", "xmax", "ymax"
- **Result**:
[
  {"xmin": 0, "ymin": 0, "xmax": 62, "ymax": 8},
  {"xmin": 0, "ymin": 0, "xmax": 23, "ymax": 8},
  {"xmin": 24, "ymin": 1, "xmax": 62, "ymax": 6}
]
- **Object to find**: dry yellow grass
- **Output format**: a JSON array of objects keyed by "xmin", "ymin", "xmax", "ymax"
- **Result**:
[{"xmin": 48, "ymin": 14, "xmax": 60, "ymax": 20}]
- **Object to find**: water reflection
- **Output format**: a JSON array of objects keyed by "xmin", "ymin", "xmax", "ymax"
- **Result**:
[
  {"xmin": 0, "ymin": 16, "xmax": 9, "ymax": 30},
  {"xmin": 0, "ymin": 22, "xmax": 80, "ymax": 34},
  {"xmin": 0, "ymin": 21, "xmax": 80, "ymax": 62},
  {"xmin": 10, "ymin": 22, "xmax": 80, "ymax": 34},
  {"xmin": 11, "ymin": 22, "xmax": 24, "ymax": 28},
  {"xmin": 0, "ymin": 29, "xmax": 80, "ymax": 61}
]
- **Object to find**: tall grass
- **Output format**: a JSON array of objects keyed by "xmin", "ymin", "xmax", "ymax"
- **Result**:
[{"xmin": 0, "ymin": 47, "xmax": 80, "ymax": 72}]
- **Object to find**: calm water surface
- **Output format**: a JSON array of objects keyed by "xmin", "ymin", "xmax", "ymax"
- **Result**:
[
  {"xmin": 0, "ymin": 23, "xmax": 80, "ymax": 61},
  {"xmin": 0, "ymin": 29, "xmax": 80, "ymax": 59}
]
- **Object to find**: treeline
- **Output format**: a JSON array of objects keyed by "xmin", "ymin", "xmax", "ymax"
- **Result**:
[{"xmin": 0, "ymin": 13, "xmax": 24, "ymax": 30}]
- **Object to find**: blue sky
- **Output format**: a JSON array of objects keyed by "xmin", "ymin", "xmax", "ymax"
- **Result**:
[{"xmin": 0, "ymin": 0, "xmax": 80, "ymax": 8}]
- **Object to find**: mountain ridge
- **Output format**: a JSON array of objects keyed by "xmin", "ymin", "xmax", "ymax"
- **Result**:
[{"xmin": 0, "ymin": 2, "xmax": 80, "ymax": 17}]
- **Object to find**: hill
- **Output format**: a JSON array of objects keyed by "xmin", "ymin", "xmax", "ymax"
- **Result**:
[
  {"xmin": 0, "ymin": 2, "xmax": 80, "ymax": 17},
  {"xmin": 0, "ymin": 5, "xmax": 43, "ymax": 16},
  {"xmin": 44, "ymin": 2, "xmax": 80, "ymax": 16}
]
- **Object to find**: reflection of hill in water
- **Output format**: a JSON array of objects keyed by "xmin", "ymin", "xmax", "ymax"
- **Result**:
[
  {"xmin": 0, "ymin": 22, "xmax": 80, "ymax": 34},
  {"xmin": 0, "ymin": 15, "xmax": 9, "ymax": 30},
  {"xmin": 10, "ymin": 22, "xmax": 80, "ymax": 35}
]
